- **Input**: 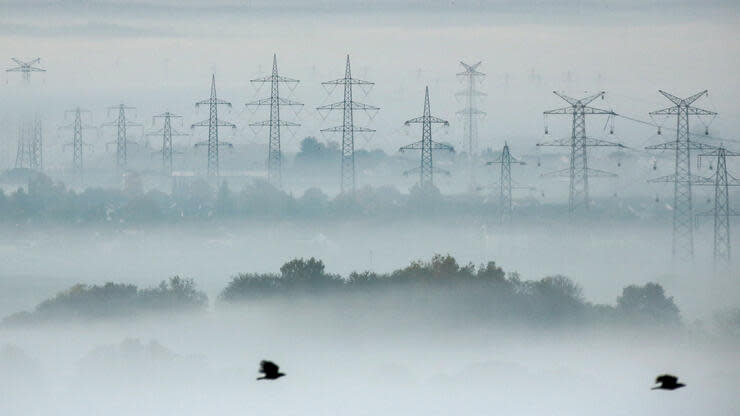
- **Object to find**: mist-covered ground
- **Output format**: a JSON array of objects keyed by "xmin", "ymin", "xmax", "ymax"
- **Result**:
[{"xmin": 1, "ymin": 298, "xmax": 739, "ymax": 415}]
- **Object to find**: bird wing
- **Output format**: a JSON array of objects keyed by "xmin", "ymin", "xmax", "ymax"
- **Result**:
[
  {"xmin": 656, "ymin": 374, "xmax": 677, "ymax": 384},
  {"xmin": 260, "ymin": 360, "xmax": 279, "ymax": 375}
]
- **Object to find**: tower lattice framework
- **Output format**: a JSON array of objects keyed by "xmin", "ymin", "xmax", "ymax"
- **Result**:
[
  {"xmin": 646, "ymin": 90, "xmax": 716, "ymax": 260},
  {"xmin": 487, "ymin": 142, "xmax": 526, "ymax": 223},
  {"xmin": 149, "ymin": 112, "xmax": 186, "ymax": 176},
  {"xmin": 456, "ymin": 61, "xmax": 486, "ymax": 192},
  {"xmin": 103, "ymin": 104, "xmax": 140, "ymax": 174},
  {"xmin": 246, "ymin": 54, "xmax": 302, "ymax": 188},
  {"xmin": 192, "ymin": 75, "xmax": 235, "ymax": 177},
  {"xmin": 61, "ymin": 107, "xmax": 95, "ymax": 180},
  {"xmin": 538, "ymin": 91, "xmax": 622, "ymax": 217},
  {"xmin": 400, "ymin": 86, "xmax": 453, "ymax": 191},
  {"xmin": 695, "ymin": 146, "xmax": 740, "ymax": 265},
  {"xmin": 318, "ymin": 55, "xmax": 378, "ymax": 196}
]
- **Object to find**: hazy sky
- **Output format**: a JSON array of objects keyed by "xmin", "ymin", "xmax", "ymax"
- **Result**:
[{"xmin": 1, "ymin": 0, "xmax": 738, "ymax": 164}]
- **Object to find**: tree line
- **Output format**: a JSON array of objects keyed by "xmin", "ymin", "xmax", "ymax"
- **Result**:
[{"xmin": 2, "ymin": 255, "xmax": 691, "ymax": 329}]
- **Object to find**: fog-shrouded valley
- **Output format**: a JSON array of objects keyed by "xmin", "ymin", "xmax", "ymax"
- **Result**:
[{"xmin": 1, "ymin": 1, "xmax": 740, "ymax": 415}]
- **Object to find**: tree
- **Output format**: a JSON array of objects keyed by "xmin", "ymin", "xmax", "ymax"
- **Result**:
[{"xmin": 617, "ymin": 283, "xmax": 680, "ymax": 325}]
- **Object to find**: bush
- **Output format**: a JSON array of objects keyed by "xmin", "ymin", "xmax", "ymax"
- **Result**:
[
  {"xmin": 617, "ymin": 282, "xmax": 681, "ymax": 325},
  {"xmin": 2, "ymin": 277, "xmax": 207, "ymax": 325}
]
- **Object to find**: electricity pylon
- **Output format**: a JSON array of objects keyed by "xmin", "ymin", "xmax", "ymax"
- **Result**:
[
  {"xmin": 537, "ymin": 91, "xmax": 622, "ymax": 217},
  {"xmin": 246, "ymin": 54, "xmax": 302, "ymax": 188},
  {"xmin": 148, "ymin": 112, "xmax": 186, "ymax": 176},
  {"xmin": 15, "ymin": 116, "xmax": 43, "ymax": 170},
  {"xmin": 400, "ymin": 86, "xmax": 454, "ymax": 191},
  {"xmin": 646, "ymin": 90, "xmax": 716, "ymax": 260},
  {"xmin": 6, "ymin": 57, "xmax": 45, "ymax": 84},
  {"xmin": 60, "ymin": 107, "xmax": 95, "ymax": 179},
  {"xmin": 487, "ymin": 142, "xmax": 526, "ymax": 223},
  {"xmin": 192, "ymin": 74, "xmax": 235, "ymax": 177},
  {"xmin": 318, "ymin": 55, "xmax": 379, "ymax": 196},
  {"xmin": 456, "ymin": 61, "xmax": 486, "ymax": 192},
  {"xmin": 14, "ymin": 120, "xmax": 32, "ymax": 169},
  {"xmin": 695, "ymin": 146, "xmax": 740, "ymax": 265},
  {"xmin": 102, "ymin": 104, "xmax": 141, "ymax": 173}
]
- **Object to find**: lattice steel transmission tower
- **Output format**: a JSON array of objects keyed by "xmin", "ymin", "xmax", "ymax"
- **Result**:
[
  {"xmin": 537, "ymin": 91, "xmax": 622, "ymax": 217},
  {"xmin": 246, "ymin": 54, "xmax": 302, "ymax": 188},
  {"xmin": 487, "ymin": 142, "xmax": 526, "ymax": 223},
  {"xmin": 192, "ymin": 74, "xmax": 235, "ymax": 177},
  {"xmin": 318, "ymin": 55, "xmax": 379, "ymax": 196},
  {"xmin": 61, "ymin": 107, "xmax": 95, "ymax": 179},
  {"xmin": 646, "ymin": 90, "xmax": 716, "ymax": 260},
  {"xmin": 6, "ymin": 57, "xmax": 45, "ymax": 84},
  {"xmin": 15, "ymin": 116, "xmax": 43, "ymax": 171},
  {"xmin": 695, "ymin": 146, "xmax": 740, "ymax": 265},
  {"xmin": 456, "ymin": 61, "xmax": 486, "ymax": 191},
  {"xmin": 102, "ymin": 104, "xmax": 140, "ymax": 174},
  {"xmin": 149, "ymin": 112, "xmax": 186, "ymax": 176},
  {"xmin": 400, "ymin": 86, "xmax": 453, "ymax": 191}
]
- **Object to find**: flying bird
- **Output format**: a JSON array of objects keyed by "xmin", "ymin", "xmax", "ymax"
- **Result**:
[
  {"xmin": 257, "ymin": 360, "xmax": 286, "ymax": 380},
  {"xmin": 652, "ymin": 374, "xmax": 685, "ymax": 390}
]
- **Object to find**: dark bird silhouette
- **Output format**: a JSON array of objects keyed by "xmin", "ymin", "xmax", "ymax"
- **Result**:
[
  {"xmin": 257, "ymin": 360, "xmax": 285, "ymax": 380},
  {"xmin": 652, "ymin": 374, "xmax": 685, "ymax": 390}
]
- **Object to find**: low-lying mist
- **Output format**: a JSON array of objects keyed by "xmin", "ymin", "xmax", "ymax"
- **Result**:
[{"xmin": 1, "ymin": 255, "xmax": 739, "ymax": 415}]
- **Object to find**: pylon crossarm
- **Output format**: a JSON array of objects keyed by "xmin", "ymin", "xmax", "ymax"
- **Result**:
[
  {"xmin": 552, "ymin": 91, "xmax": 578, "ymax": 105},
  {"xmin": 404, "ymin": 116, "xmax": 448, "ymax": 125},
  {"xmin": 322, "ymin": 78, "xmax": 374, "ymax": 86},
  {"xmin": 687, "ymin": 106, "xmax": 718, "ymax": 116},
  {"xmin": 457, "ymin": 61, "xmax": 484, "ymax": 75},
  {"xmin": 399, "ymin": 141, "xmax": 423, "ymax": 151},
  {"xmin": 578, "ymin": 91, "xmax": 606, "ymax": 105},
  {"xmin": 544, "ymin": 106, "xmax": 574, "ymax": 115},
  {"xmin": 700, "ymin": 148, "xmax": 740, "ymax": 157},
  {"xmin": 251, "ymin": 75, "xmax": 299, "ymax": 83},
  {"xmin": 431, "ymin": 141, "xmax": 454, "ymax": 151},
  {"xmin": 191, "ymin": 119, "xmax": 236, "ymax": 128},
  {"xmin": 246, "ymin": 98, "xmax": 273, "ymax": 106},
  {"xmin": 540, "ymin": 168, "xmax": 570, "ymax": 178},
  {"xmin": 537, "ymin": 138, "xmax": 571, "ymax": 147},
  {"xmin": 684, "ymin": 90, "xmax": 709, "ymax": 105},
  {"xmin": 317, "ymin": 101, "xmax": 378, "ymax": 111},
  {"xmin": 585, "ymin": 137, "xmax": 625, "ymax": 147},
  {"xmin": 582, "ymin": 107, "xmax": 615, "ymax": 115},
  {"xmin": 195, "ymin": 141, "xmax": 233, "ymax": 148},
  {"xmin": 647, "ymin": 174, "xmax": 678, "ymax": 183},
  {"xmin": 646, "ymin": 140, "xmax": 714, "ymax": 151},
  {"xmin": 321, "ymin": 125, "xmax": 374, "ymax": 133},
  {"xmin": 586, "ymin": 168, "xmax": 618, "ymax": 178},
  {"xmin": 657, "ymin": 90, "xmax": 685, "ymax": 105},
  {"xmin": 251, "ymin": 120, "xmax": 300, "ymax": 127},
  {"xmin": 196, "ymin": 98, "xmax": 231, "ymax": 107}
]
